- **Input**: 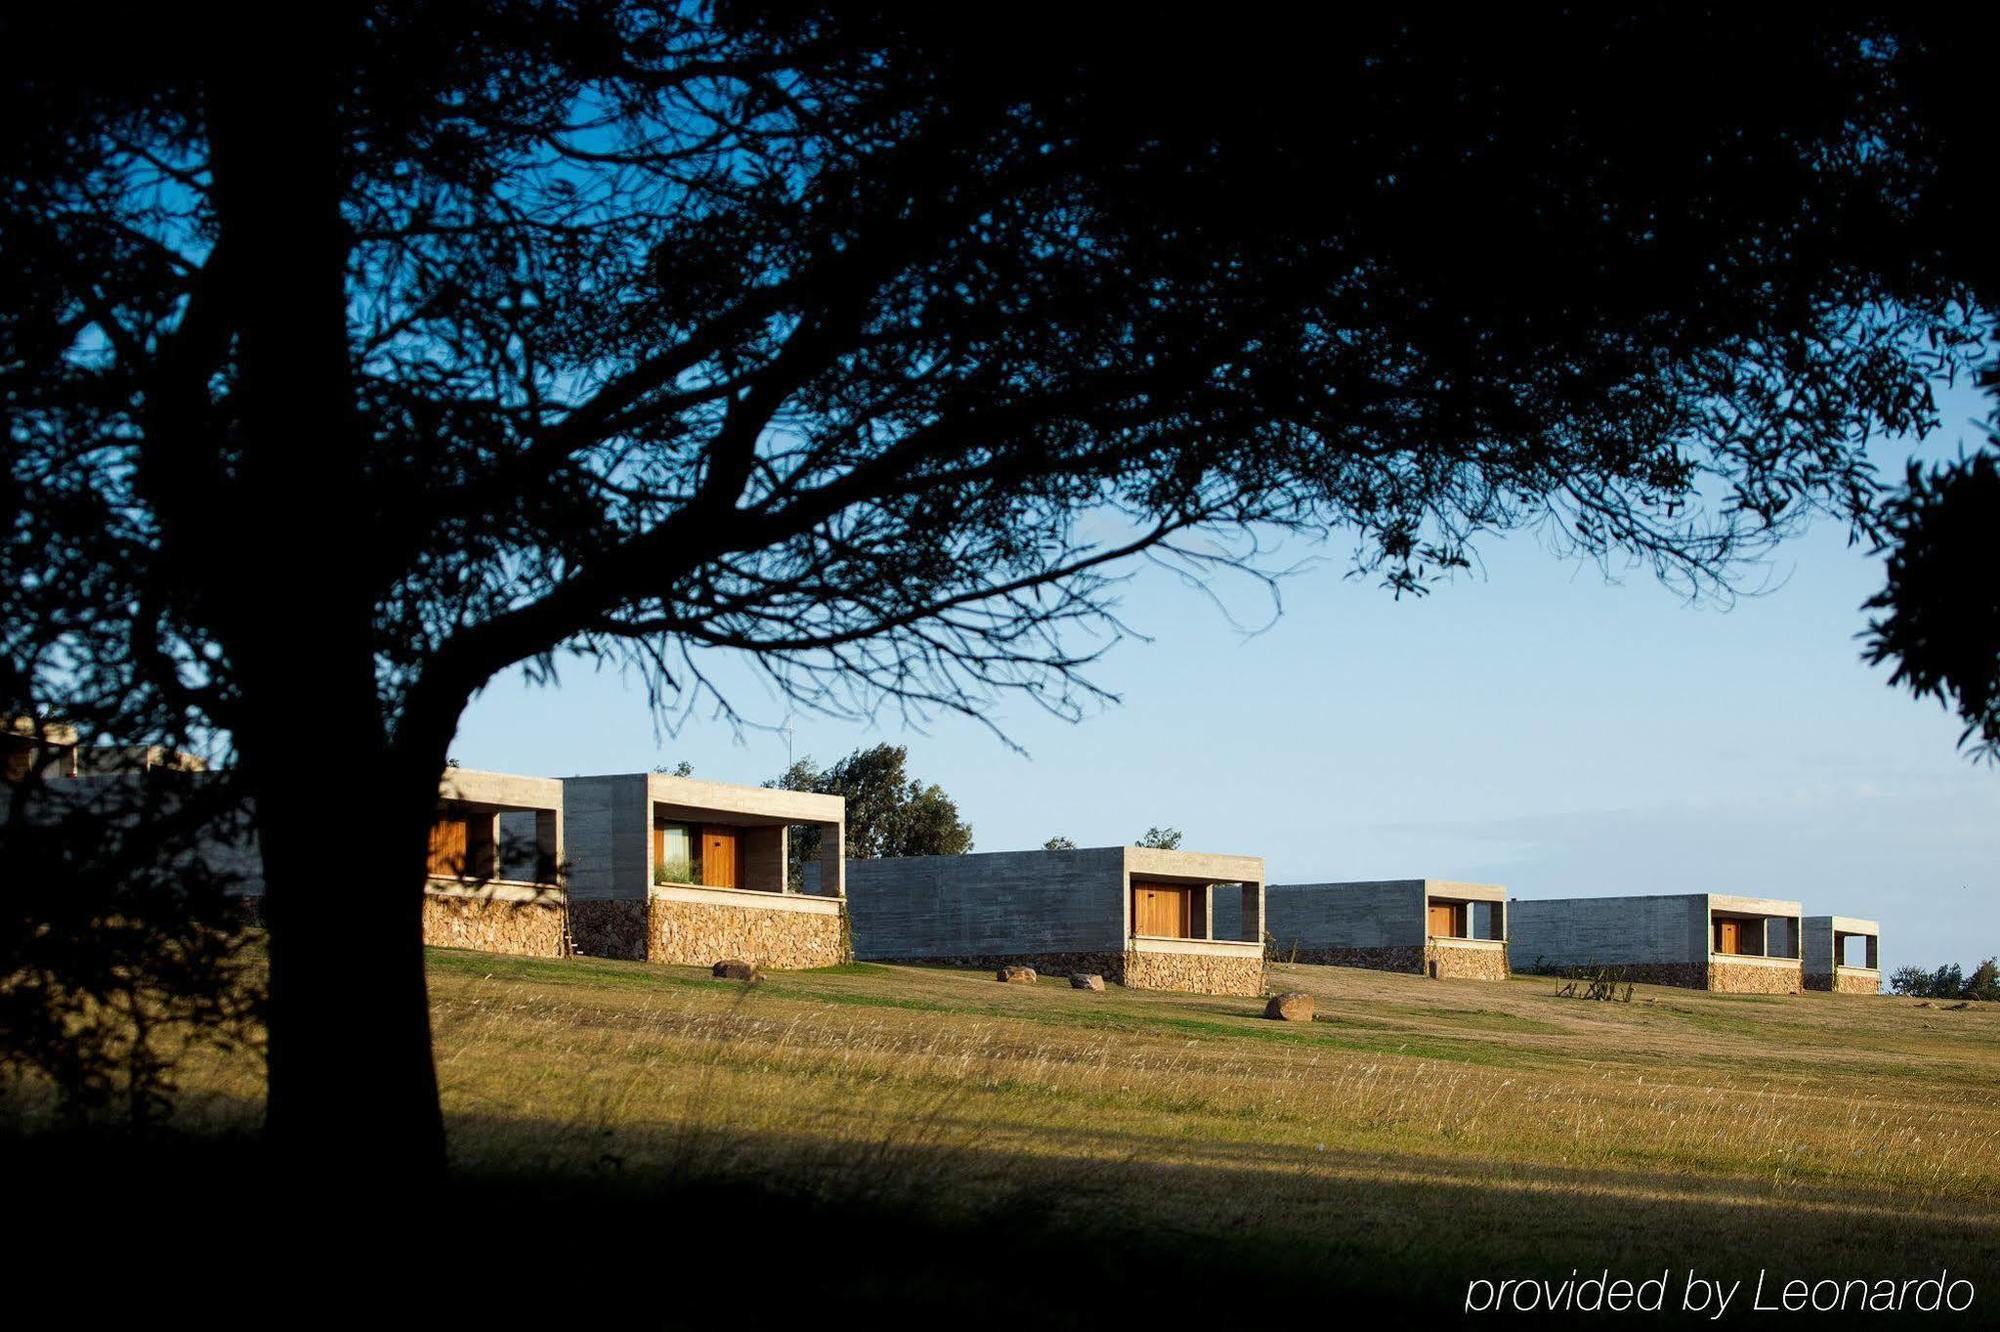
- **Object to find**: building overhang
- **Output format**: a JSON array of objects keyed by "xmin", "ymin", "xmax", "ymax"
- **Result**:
[
  {"xmin": 1125, "ymin": 846, "xmax": 1263, "ymax": 885},
  {"xmin": 1710, "ymin": 893, "xmax": 1802, "ymax": 919}
]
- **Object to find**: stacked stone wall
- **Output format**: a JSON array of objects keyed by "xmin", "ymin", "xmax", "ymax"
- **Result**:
[
  {"xmin": 1426, "ymin": 942, "xmax": 1509, "ymax": 981},
  {"xmin": 649, "ymin": 896, "xmax": 846, "ymax": 970},
  {"xmin": 1708, "ymin": 958, "xmax": 1802, "ymax": 995},
  {"xmin": 1122, "ymin": 949, "xmax": 1264, "ymax": 997},
  {"xmin": 421, "ymin": 892, "xmax": 565, "ymax": 957}
]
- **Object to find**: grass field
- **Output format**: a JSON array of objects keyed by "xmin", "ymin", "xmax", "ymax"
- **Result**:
[{"xmin": 11, "ymin": 951, "xmax": 1999, "ymax": 1322}]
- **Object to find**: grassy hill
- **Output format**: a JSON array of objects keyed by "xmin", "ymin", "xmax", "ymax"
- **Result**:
[{"xmin": 11, "ymin": 952, "xmax": 1998, "ymax": 1322}]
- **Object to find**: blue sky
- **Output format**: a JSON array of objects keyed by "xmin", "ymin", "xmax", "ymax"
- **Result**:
[{"xmin": 452, "ymin": 387, "xmax": 1999, "ymax": 977}]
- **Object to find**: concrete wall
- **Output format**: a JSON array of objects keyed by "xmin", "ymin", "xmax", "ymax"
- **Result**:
[
  {"xmin": 564, "ymin": 772, "xmax": 844, "ymax": 902},
  {"xmin": 1508, "ymin": 894, "xmax": 1710, "ymax": 971},
  {"xmin": 559, "ymin": 774, "xmax": 651, "ymax": 900},
  {"xmin": 1267, "ymin": 881, "xmax": 1428, "ymax": 950},
  {"xmin": 1803, "ymin": 914, "xmax": 1880, "ymax": 991},
  {"xmin": 847, "ymin": 847, "xmax": 1129, "ymax": 959}
]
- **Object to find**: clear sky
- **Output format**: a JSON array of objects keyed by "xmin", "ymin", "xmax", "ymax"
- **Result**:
[{"xmin": 452, "ymin": 385, "xmax": 1999, "ymax": 977}]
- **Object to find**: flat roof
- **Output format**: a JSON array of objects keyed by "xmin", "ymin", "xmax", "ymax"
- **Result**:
[
  {"xmin": 1808, "ymin": 914, "xmax": 1880, "ymax": 935},
  {"xmin": 1272, "ymin": 878, "xmax": 1505, "ymax": 903},
  {"xmin": 635, "ymin": 772, "xmax": 843, "ymax": 826},
  {"xmin": 1709, "ymin": 893, "xmax": 1802, "ymax": 917},
  {"xmin": 440, "ymin": 767, "xmax": 563, "ymax": 810},
  {"xmin": 1509, "ymin": 891, "xmax": 1800, "ymax": 917},
  {"xmin": 1127, "ymin": 845, "xmax": 1264, "ymax": 885}
]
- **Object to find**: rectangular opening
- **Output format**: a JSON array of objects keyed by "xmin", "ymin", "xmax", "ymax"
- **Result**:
[
  {"xmin": 1837, "ymin": 932, "xmax": 1875, "ymax": 968},
  {"xmin": 1713, "ymin": 916, "xmax": 1771, "ymax": 957},
  {"xmin": 1428, "ymin": 901, "xmax": 1467, "ymax": 939},
  {"xmin": 428, "ymin": 806, "xmax": 497, "ymax": 881},
  {"xmin": 1132, "ymin": 881, "xmax": 1197, "ymax": 939},
  {"xmin": 654, "ymin": 820, "xmax": 699, "ymax": 885}
]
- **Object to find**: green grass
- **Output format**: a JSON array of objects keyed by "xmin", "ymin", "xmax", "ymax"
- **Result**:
[{"xmin": 13, "ymin": 950, "xmax": 1998, "ymax": 1322}]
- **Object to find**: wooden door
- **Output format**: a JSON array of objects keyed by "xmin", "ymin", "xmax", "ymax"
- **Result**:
[
  {"xmin": 1428, "ymin": 902, "xmax": 1460, "ymax": 938},
  {"xmin": 1132, "ymin": 882, "xmax": 1195, "ymax": 939},
  {"xmin": 701, "ymin": 826, "xmax": 738, "ymax": 888},
  {"xmin": 1716, "ymin": 919, "xmax": 1741, "ymax": 955},
  {"xmin": 428, "ymin": 816, "xmax": 467, "ymax": 879}
]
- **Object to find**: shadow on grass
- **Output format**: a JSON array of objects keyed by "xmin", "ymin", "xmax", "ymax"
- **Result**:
[{"xmin": 12, "ymin": 1118, "xmax": 1989, "ymax": 1327}]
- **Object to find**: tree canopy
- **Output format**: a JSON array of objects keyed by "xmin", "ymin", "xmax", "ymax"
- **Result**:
[
  {"xmin": 771, "ymin": 743, "xmax": 972, "ymax": 865},
  {"xmin": 3, "ymin": 5, "xmax": 1993, "ymax": 1165}
]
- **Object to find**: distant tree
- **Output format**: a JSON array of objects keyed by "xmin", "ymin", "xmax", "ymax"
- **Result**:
[
  {"xmin": 653, "ymin": 761, "xmax": 695, "ymax": 777},
  {"xmin": 1889, "ymin": 961, "xmax": 1980, "ymax": 999},
  {"xmin": 772, "ymin": 745, "xmax": 972, "ymax": 883},
  {"xmin": 1042, "ymin": 835, "xmax": 1077, "ymax": 851},
  {"xmin": 1135, "ymin": 827, "xmax": 1183, "ymax": 851},
  {"xmin": 6, "ymin": 6, "xmax": 1994, "ymax": 1173},
  {"xmin": 1961, "ymin": 959, "xmax": 2000, "ymax": 1003}
]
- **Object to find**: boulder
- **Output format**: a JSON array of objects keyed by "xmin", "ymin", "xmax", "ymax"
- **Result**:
[
  {"xmin": 997, "ymin": 964, "xmax": 1038, "ymax": 984},
  {"xmin": 1070, "ymin": 973, "xmax": 1105, "ymax": 992},
  {"xmin": 712, "ymin": 959, "xmax": 762, "ymax": 983},
  {"xmin": 1265, "ymin": 991, "xmax": 1313, "ymax": 1022}
]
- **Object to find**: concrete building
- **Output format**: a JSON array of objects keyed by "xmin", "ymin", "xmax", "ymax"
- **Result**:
[
  {"xmin": 422, "ymin": 767, "xmax": 568, "ymax": 957},
  {"xmin": 561, "ymin": 772, "xmax": 848, "ymax": 970},
  {"xmin": 4, "ymin": 717, "xmax": 207, "ymax": 782},
  {"xmin": 842, "ymin": 845, "xmax": 1266, "ymax": 996},
  {"xmin": 1802, "ymin": 915, "xmax": 1881, "ymax": 995},
  {"xmin": 1265, "ymin": 879, "xmax": 1509, "ymax": 980},
  {"xmin": 1509, "ymin": 892, "xmax": 1803, "ymax": 994}
]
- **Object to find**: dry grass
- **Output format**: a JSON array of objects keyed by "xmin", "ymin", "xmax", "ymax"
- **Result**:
[{"xmin": 61, "ymin": 950, "xmax": 2000, "ymax": 1303}]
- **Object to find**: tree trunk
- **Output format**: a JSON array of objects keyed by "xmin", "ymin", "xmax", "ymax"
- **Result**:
[
  {"xmin": 202, "ymin": 25, "xmax": 452, "ymax": 1175},
  {"xmin": 251, "ymin": 740, "xmax": 447, "ymax": 1176}
]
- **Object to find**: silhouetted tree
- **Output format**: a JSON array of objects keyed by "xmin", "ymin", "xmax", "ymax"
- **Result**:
[
  {"xmin": 1, "ymin": 758, "xmax": 260, "ymax": 1126},
  {"xmin": 1134, "ymin": 827, "xmax": 1182, "ymax": 851},
  {"xmin": 1041, "ymin": 836, "xmax": 1077, "ymax": 851},
  {"xmin": 772, "ymin": 744, "xmax": 972, "ymax": 876},
  {"xmin": 4, "ymin": 6, "xmax": 1993, "ymax": 1172},
  {"xmin": 1865, "ymin": 440, "xmax": 2000, "ymax": 761}
]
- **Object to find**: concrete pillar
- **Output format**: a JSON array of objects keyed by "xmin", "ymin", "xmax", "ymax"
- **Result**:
[
  {"xmin": 1201, "ymin": 884, "xmax": 1215, "ymax": 941},
  {"xmin": 817, "ymin": 819, "xmax": 845, "ymax": 899},
  {"xmin": 534, "ymin": 808, "xmax": 560, "ymax": 883},
  {"xmin": 1866, "ymin": 934, "xmax": 1879, "ymax": 969},
  {"xmin": 466, "ymin": 811, "xmax": 499, "ymax": 880}
]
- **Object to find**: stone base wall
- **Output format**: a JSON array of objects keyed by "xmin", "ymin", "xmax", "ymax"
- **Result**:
[
  {"xmin": 1279, "ymin": 945, "xmax": 1427, "ymax": 975},
  {"xmin": 1805, "ymin": 969, "xmax": 1881, "ymax": 995},
  {"xmin": 1708, "ymin": 958, "xmax": 1802, "ymax": 995},
  {"xmin": 569, "ymin": 899, "xmax": 649, "ymax": 961},
  {"xmin": 868, "ymin": 948, "xmax": 1262, "ymax": 996},
  {"xmin": 421, "ymin": 892, "xmax": 566, "ymax": 957},
  {"xmin": 1519, "ymin": 961, "xmax": 1710, "ymax": 990},
  {"xmin": 1426, "ymin": 942, "xmax": 1509, "ymax": 981},
  {"xmin": 865, "ymin": 952, "xmax": 1129, "ymax": 982},
  {"xmin": 1123, "ymin": 948, "xmax": 1264, "ymax": 997},
  {"xmin": 649, "ymin": 896, "xmax": 846, "ymax": 970}
]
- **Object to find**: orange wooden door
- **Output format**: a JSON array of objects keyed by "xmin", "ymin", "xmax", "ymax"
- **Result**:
[
  {"xmin": 428, "ymin": 817, "xmax": 467, "ymax": 878},
  {"xmin": 701, "ymin": 826, "xmax": 738, "ymax": 888},
  {"xmin": 1428, "ymin": 902, "xmax": 1459, "ymax": 937},
  {"xmin": 1716, "ymin": 919, "xmax": 1741, "ymax": 955},
  {"xmin": 1132, "ymin": 882, "xmax": 1194, "ymax": 938}
]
